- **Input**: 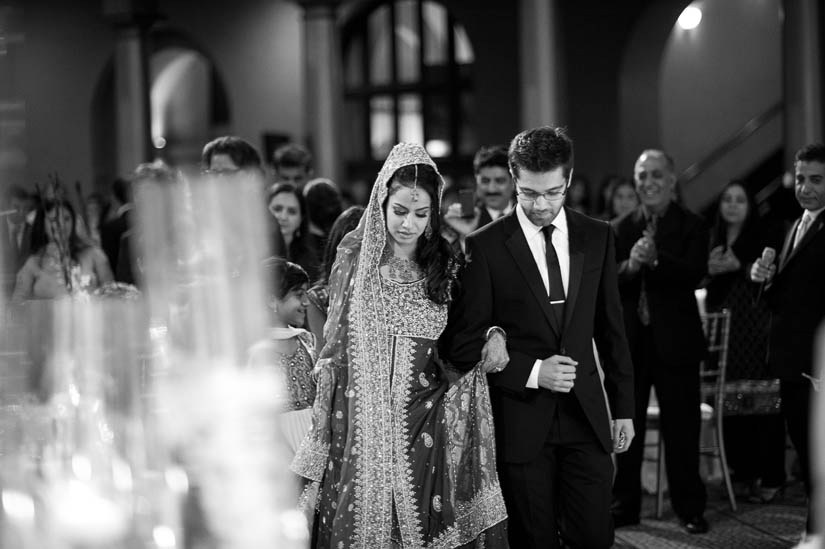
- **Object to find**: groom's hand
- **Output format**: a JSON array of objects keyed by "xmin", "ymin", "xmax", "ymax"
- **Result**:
[
  {"xmin": 612, "ymin": 418, "xmax": 635, "ymax": 453},
  {"xmin": 537, "ymin": 355, "xmax": 578, "ymax": 392}
]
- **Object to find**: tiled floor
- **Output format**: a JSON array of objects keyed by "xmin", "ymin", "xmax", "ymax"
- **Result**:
[{"xmin": 613, "ymin": 481, "xmax": 809, "ymax": 548}]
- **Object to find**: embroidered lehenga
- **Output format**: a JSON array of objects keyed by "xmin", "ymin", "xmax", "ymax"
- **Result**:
[{"xmin": 292, "ymin": 143, "xmax": 507, "ymax": 548}]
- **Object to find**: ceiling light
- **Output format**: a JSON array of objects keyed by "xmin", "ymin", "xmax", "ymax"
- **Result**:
[{"xmin": 678, "ymin": 6, "xmax": 702, "ymax": 30}]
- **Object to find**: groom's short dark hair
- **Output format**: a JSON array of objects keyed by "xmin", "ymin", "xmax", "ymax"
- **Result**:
[{"xmin": 508, "ymin": 126, "xmax": 574, "ymax": 180}]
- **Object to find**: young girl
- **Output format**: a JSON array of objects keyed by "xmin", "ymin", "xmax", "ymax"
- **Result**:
[{"xmin": 247, "ymin": 257, "xmax": 316, "ymax": 455}]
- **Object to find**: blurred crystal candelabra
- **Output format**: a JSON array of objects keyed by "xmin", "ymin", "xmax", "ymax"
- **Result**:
[{"xmin": 1, "ymin": 169, "xmax": 307, "ymax": 548}]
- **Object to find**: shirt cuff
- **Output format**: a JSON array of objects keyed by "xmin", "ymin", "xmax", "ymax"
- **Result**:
[{"xmin": 526, "ymin": 359, "xmax": 542, "ymax": 389}]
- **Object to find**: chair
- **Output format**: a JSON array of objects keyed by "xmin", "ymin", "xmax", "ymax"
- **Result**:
[{"xmin": 647, "ymin": 309, "xmax": 736, "ymax": 518}]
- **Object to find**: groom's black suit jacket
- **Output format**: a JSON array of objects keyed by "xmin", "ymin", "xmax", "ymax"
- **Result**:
[{"xmin": 441, "ymin": 208, "xmax": 634, "ymax": 463}]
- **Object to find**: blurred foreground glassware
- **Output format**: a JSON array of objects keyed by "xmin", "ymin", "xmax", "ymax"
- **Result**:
[
  {"xmin": 1, "ymin": 294, "xmax": 151, "ymax": 548},
  {"xmin": 134, "ymin": 171, "xmax": 307, "ymax": 548}
]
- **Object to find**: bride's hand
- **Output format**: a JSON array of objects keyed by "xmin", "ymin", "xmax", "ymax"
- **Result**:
[{"xmin": 478, "ymin": 330, "xmax": 509, "ymax": 373}]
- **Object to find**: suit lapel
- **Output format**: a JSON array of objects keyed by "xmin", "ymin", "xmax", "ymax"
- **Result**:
[
  {"xmin": 563, "ymin": 209, "xmax": 584, "ymax": 336},
  {"xmin": 780, "ymin": 214, "xmax": 824, "ymax": 272},
  {"xmin": 503, "ymin": 215, "xmax": 561, "ymax": 338},
  {"xmin": 777, "ymin": 217, "xmax": 799, "ymax": 272}
]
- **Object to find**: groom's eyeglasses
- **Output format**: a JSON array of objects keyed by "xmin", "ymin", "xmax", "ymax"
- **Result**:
[{"xmin": 514, "ymin": 182, "xmax": 569, "ymax": 203}]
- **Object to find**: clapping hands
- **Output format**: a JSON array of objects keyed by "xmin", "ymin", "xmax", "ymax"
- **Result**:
[
  {"xmin": 707, "ymin": 246, "xmax": 741, "ymax": 275},
  {"xmin": 629, "ymin": 230, "xmax": 657, "ymax": 271}
]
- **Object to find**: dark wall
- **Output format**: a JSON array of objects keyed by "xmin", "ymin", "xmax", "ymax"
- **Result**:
[
  {"xmin": 559, "ymin": 0, "xmax": 649, "ymax": 194},
  {"xmin": 452, "ymin": 1, "xmax": 521, "ymax": 151}
]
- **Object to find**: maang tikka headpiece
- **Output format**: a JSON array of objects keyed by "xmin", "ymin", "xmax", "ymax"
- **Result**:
[{"xmin": 412, "ymin": 164, "xmax": 419, "ymax": 201}]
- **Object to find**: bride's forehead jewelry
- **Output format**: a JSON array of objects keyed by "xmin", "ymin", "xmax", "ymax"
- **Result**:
[{"xmin": 412, "ymin": 164, "xmax": 419, "ymax": 201}]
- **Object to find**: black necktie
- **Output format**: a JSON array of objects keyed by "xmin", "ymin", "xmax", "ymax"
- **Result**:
[
  {"xmin": 542, "ymin": 225, "xmax": 566, "ymax": 328},
  {"xmin": 637, "ymin": 215, "xmax": 657, "ymax": 326}
]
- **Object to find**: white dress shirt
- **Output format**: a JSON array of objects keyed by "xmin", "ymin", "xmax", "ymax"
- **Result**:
[
  {"xmin": 486, "ymin": 201, "xmax": 515, "ymax": 222},
  {"xmin": 793, "ymin": 206, "xmax": 825, "ymax": 250},
  {"xmin": 514, "ymin": 205, "xmax": 570, "ymax": 389}
]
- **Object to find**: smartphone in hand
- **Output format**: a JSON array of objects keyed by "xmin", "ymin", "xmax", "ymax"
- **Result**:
[{"xmin": 458, "ymin": 189, "xmax": 476, "ymax": 219}]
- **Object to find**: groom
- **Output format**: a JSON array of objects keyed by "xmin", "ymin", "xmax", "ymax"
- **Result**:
[{"xmin": 441, "ymin": 126, "xmax": 635, "ymax": 548}]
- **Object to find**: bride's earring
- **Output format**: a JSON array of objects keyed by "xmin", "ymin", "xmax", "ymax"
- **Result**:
[{"xmin": 425, "ymin": 223, "xmax": 433, "ymax": 239}]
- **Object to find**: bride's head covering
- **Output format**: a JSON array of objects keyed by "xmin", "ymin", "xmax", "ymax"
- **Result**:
[{"xmin": 322, "ymin": 143, "xmax": 451, "ymax": 346}]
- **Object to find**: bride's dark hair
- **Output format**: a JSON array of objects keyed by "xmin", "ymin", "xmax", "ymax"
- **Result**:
[{"xmin": 385, "ymin": 164, "xmax": 458, "ymax": 304}]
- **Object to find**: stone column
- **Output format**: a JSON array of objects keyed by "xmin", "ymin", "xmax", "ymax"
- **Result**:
[
  {"xmin": 300, "ymin": 0, "xmax": 343, "ymax": 182},
  {"xmin": 783, "ymin": 0, "xmax": 823, "ymax": 163},
  {"xmin": 103, "ymin": 0, "xmax": 157, "ymax": 176},
  {"xmin": 519, "ymin": 0, "xmax": 565, "ymax": 127}
]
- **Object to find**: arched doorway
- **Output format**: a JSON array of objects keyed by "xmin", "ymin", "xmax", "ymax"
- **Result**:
[{"xmin": 90, "ymin": 29, "xmax": 230, "ymax": 188}]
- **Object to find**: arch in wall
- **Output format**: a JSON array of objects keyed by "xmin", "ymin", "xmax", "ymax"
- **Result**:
[
  {"xmin": 619, "ymin": 0, "xmax": 783, "ymax": 211},
  {"xmin": 90, "ymin": 28, "xmax": 231, "ymax": 187}
]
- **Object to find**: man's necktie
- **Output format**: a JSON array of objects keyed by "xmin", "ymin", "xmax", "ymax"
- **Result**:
[
  {"xmin": 637, "ymin": 216, "xmax": 657, "ymax": 326},
  {"xmin": 542, "ymin": 225, "xmax": 566, "ymax": 329},
  {"xmin": 792, "ymin": 213, "xmax": 812, "ymax": 251}
]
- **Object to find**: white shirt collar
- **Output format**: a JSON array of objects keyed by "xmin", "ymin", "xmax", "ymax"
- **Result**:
[
  {"xmin": 516, "ymin": 203, "xmax": 568, "ymax": 239},
  {"xmin": 803, "ymin": 205, "xmax": 825, "ymax": 223},
  {"xmin": 486, "ymin": 201, "xmax": 515, "ymax": 221}
]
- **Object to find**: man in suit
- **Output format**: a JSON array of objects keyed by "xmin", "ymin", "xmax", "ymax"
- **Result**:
[
  {"xmin": 750, "ymin": 143, "xmax": 825, "ymax": 537},
  {"xmin": 611, "ymin": 149, "xmax": 709, "ymax": 534},
  {"xmin": 441, "ymin": 126, "xmax": 635, "ymax": 548},
  {"xmin": 474, "ymin": 144, "xmax": 516, "ymax": 226},
  {"xmin": 442, "ymin": 145, "xmax": 517, "ymax": 252},
  {"xmin": 1, "ymin": 184, "xmax": 34, "ymax": 298}
]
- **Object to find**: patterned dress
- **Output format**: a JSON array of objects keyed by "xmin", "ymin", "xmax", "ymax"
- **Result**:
[
  {"xmin": 277, "ymin": 332, "xmax": 317, "ymax": 412},
  {"xmin": 292, "ymin": 142, "xmax": 507, "ymax": 549},
  {"xmin": 248, "ymin": 331, "xmax": 317, "ymax": 452},
  {"xmin": 300, "ymin": 276, "xmax": 505, "ymax": 548}
]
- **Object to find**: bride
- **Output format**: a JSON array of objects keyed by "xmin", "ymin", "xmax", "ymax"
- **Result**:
[{"xmin": 292, "ymin": 143, "xmax": 509, "ymax": 548}]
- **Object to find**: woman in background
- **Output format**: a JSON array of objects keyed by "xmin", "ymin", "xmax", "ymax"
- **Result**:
[
  {"xmin": 12, "ymin": 199, "xmax": 112, "ymax": 303},
  {"xmin": 604, "ymin": 177, "xmax": 639, "ymax": 222},
  {"xmin": 705, "ymin": 181, "xmax": 785, "ymax": 502},
  {"xmin": 267, "ymin": 183, "xmax": 321, "ymax": 282},
  {"xmin": 565, "ymin": 173, "xmax": 592, "ymax": 214},
  {"xmin": 305, "ymin": 205, "xmax": 365, "ymax": 353}
]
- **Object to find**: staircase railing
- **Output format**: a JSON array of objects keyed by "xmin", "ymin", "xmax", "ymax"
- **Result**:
[{"xmin": 678, "ymin": 102, "xmax": 783, "ymax": 185}]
